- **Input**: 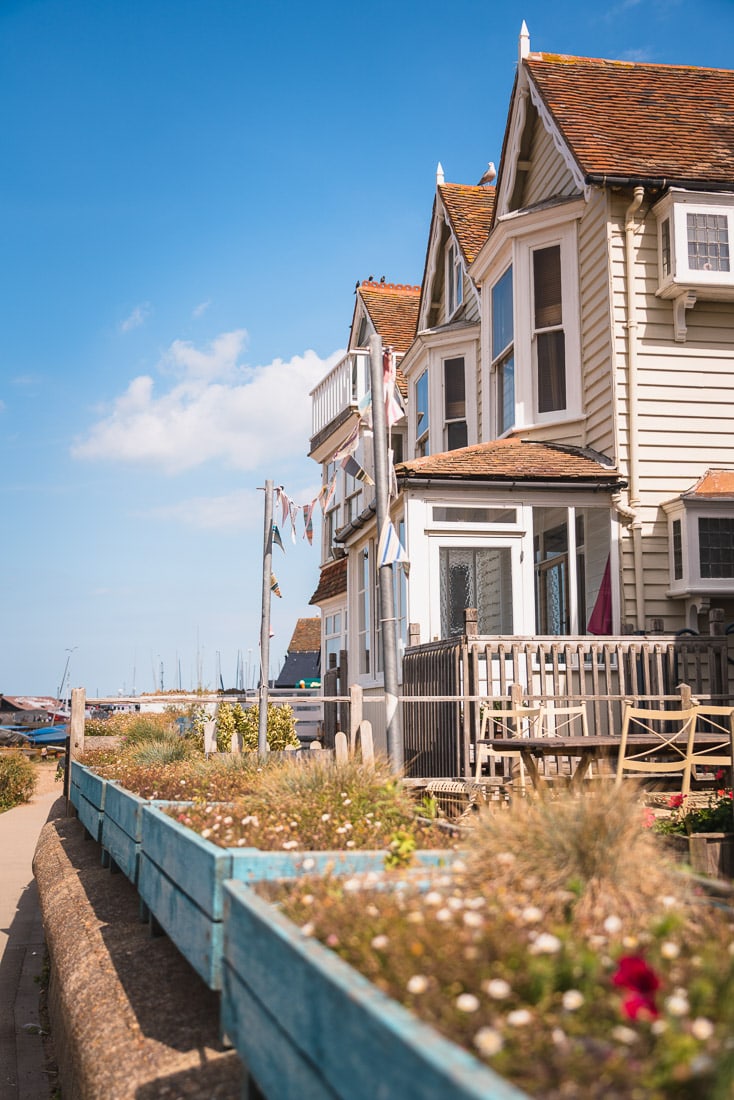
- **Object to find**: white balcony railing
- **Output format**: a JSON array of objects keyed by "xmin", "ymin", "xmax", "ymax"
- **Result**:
[{"xmin": 310, "ymin": 350, "xmax": 370, "ymax": 440}]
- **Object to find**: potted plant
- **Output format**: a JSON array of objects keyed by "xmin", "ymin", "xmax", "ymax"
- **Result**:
[{"xmin": 655, "ymin": 785, "xmax": 734, "ymax": 878}]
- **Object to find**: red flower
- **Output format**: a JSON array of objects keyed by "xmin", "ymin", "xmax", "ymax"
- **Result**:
[
  {"xmin": 612, "ymin": 955, "xmax": 660, "ymax": 1020},
  {"xmin": 715, "ymin": 769, "xmax": 726, "ymax": 781},
  {"xmin": 641, "ymin": 807, "xmax": 656, "ymax": 829},
  {"xmin": 668, "ymin": 793, "xmax": 685, "ymax": 809}
]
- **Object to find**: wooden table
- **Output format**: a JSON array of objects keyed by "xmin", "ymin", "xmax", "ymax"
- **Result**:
[{"xmin": 477, "ymin": 732, "xmax": 727, "ymax": 792}]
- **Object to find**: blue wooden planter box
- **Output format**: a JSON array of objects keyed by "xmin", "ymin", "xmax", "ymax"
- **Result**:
[
  {"xmin": 221, "ymin": 882, "xmax": 528, "ymax": 1100},
  {"xmin": 69, "ymin": 761, "xmax": 108, "ymax": 843},
  {"xmin": 101, "ymin": 783, "xmax": 157, "ymax": 885},
  {"xmin": 138, "ymin": 804, "xmax": 457, "ymax": 990}
]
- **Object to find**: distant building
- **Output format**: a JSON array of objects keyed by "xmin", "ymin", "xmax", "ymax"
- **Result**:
[
  {"xmin": 275, "ymin": 618, "xmax": 321, "ymax": 688},
  {"xmin": 0, "ymin": 695, "xmax": 61, "ymax": 727}
]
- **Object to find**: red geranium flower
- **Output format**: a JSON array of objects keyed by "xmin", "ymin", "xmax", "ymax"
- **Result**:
[
  {"xmin": 612, "ymin": 955, "xmax": 660, "ymax": 1019},
  {"xmin": 668, "ymin": 793, "xmax": 685, "ymax": 809}
]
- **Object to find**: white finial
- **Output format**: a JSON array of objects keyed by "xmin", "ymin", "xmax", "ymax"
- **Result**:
[
  {"xmin": 519, "ymin": 20, "xmax": 530, "ymax": 64},
  {"xmin": 479, "ymin": 161, "xmax": 496, "ymax": 187},
  {"xmin": 436, "ymin": 161, "xmax": 444, "ymax": 186}
]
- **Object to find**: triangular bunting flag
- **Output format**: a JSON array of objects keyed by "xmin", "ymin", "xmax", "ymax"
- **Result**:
[
  {"xmin": 270, "ymin": 572, "xmax": 282, "ymax": 598},
  {"xmin": 289, "ymin": 500, "xmax": 299, "ymax": 543},
  {"xmin": 272, "ymin": 524, "xmax": 285, "ymax": 552},
  {"xmin": 342, "ymin": 454, "xmax": 375, "ymax": 486},
  {"xmin": 303, "ymin": 498, "xmax": 316, "ymax": 544},
  {"xmin": 320, "ymin": 475, "xmax": 337, "ymax": 514},
  {"xmin": 377, "ymin": 518, "xmax": 409, "ymax": 568}
]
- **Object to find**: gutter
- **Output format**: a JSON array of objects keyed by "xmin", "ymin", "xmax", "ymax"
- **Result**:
[
  {"xmin": 624, "ymin": 186, "xmax": 646, "ymax": 630},
  {"xmin": 586, "ymin": 174, "xmax": 734, "ymax": 194},
  {"xmin": 396, "ymin": 475, "xmax": 625, "ymax": 493}
]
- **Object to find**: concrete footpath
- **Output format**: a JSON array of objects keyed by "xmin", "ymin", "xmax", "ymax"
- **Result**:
[{"xmin": 0, "ymin": 761, "xmax": 60, "ymax": 1100}]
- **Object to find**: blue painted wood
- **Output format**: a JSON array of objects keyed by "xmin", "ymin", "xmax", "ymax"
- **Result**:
[
  {"xmin": 222, "ymin": 883, "xmax": 528, "ymax": 1100},
  {"xmin": 76, "ymin": 793, "xmax": 104, "ymax": 843},
  {"xmin": 221, "ymin": 962, "xmax": 340, "ymax": 1100},
  {"xmin": 72, "ymin": 762, "xmax": 107, "ymax": 811},
  {"xmin": 141, "ymin": 805, "xmax": 233, "ymax": 919},
  {"xmin": 102, "ymin": 815, "xmax": 140, "ymax": 883},
  {"xmin": 138, "ymin": 851, "xmax": 221, "ymax": 988}
]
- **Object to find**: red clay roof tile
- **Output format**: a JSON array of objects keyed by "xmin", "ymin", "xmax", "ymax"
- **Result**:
[
  {"xmin": 357, "ymin": 282, "xmax": 421, "ymax": 354},
  {"xmin": 287, "ymin": 617, "xmax": 322, "ymax": 652},
  {"xmin": 526, "ymin": 54, "xmax": 734, "ymax": 183},
  {"xmin": 309, "ymin": 557, "xmax": 348, "ymax": 605},
  {"xmin": 684, "ymin": 469, "xmax": 734, "ymax": 498},
  {"xmin": 438, "ymin": 184, "xmax": 496, "ymax": 263},
  {"xmin": 396, "ymin": 437, "xmax": 622, "ymax": 484}
]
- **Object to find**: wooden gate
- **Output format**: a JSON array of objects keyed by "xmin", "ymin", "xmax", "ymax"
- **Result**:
[{"xmin": 402, "ymin": 639, "xmax": 464, "ymax": 778}]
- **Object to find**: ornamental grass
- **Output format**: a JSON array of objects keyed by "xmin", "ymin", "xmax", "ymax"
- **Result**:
[
  {"xmin": 170, "ymin": 756, "xmax": 455, "ymax": 854},
  {"xmin": 77, "ymin": 743, "xmax": 264, "ymax": 801},
  {"xmin": 265, "ymin": 782, "xmax": 734, "ymax": 1099}
]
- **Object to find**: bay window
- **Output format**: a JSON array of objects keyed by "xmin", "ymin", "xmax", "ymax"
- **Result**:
[
  {"xmin": 533, "ymin": 244, "xmax": 566, "ymax": 414},
  {"xmin": 443, "ymin": 356, "xmax": 467, "ymax": 450},
  {"xmin": 491, "ymin": 266, "xmax": 515, "ymax": 435}
]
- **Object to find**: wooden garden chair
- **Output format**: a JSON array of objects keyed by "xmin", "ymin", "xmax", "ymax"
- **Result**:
[
  {"xmin": 614, "ymin": 703, "xmax": 698, "ymax": 796},
  {"xmin": 688, "ymin": 704, "xmax": 734, "ymax": 781},
  {"xmin": 476, "ymin": 703, "xmax": 544, "ymax": 792}
]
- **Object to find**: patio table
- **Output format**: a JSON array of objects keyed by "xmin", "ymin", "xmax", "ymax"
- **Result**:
[{"xmin": 477, "ymin": 732, "xmax": 726, "ymax": 792}]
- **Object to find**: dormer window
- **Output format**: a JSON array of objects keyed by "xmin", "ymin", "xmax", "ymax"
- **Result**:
[
  {"xmin": 447, "ymin": 242, "xmax": 463, "ymax": 317},
  {"xmin": 654, "ymin": 190, "xmax": 734, "ymax": 302},
  {"xmin": 663, "ymin": 474, "xmax": 734, "ymax": 599}
]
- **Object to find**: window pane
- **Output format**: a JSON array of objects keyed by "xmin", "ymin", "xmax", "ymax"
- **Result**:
[
  {"xmin": 440, "ymin": 547, "xmax": 513, "ymax": 637},
  {"xmin": 491, "ymin": 267, "xmax": 513, "ymax": 359},
  {"xmin": 699, "ymin": 517, "xmax": 734, "ymax": 577},
  {"xmin": 537, "ymin": 331, "xmax": 566, "ymax": 412},
  {"xmin": 687, "ymin": 212, "xmax": 730, "ymax": 272},
  {"xmin": 672, "ymin": 519, "xmax": 683, "ymax": 580},
  {"xmin": 534, "ymin": 245, "xmax": 562, "ymax": 328},
  {"xmin": 446, "ymin": 420, "xmax": 468, "ymax": 450},
  {"xmin": 444, "ymin": 357, "xmax": 465, "ymax": 419},
  {"xmin": 433, "ymin": 507, "xmax": 517, "ymax": 524},
  {"xmin": 416, "ymin": 370, "xmax": 429, "ymax": 437},
  {"xmin": 498, "ymin": 352, "xmax": 515, "ymax": 434}
]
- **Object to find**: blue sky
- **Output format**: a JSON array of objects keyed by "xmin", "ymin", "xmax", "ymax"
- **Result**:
[{"xmin": 2, "ymin": 0, "xmax": 734, "ymax": 697}]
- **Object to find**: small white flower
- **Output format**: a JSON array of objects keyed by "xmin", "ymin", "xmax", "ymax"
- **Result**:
[
  {"xmin": 562, "ymin": 990, "xmax": 584, "ymax": 1011},
  {"xmin": 660, "ymin": 941, "xmax": 680, "ymax": 959},
  {"xmin": 346, "ymin": 840, "xmax": 356, "ymax": 848},
  {"xmin": 603, "ymin": 915, "xmax": 622, "ymax": 935},
  {"xmin": 302, "ymin": 894, "xmax": 314, "ymax": 906},
  {"xmin": 456, "ymin": 993, "xmax": 480, "ymax": 1013},
  {"xmin": 282, "ymin": 840, "xmax": 298, "ymax": 850},
  {"xmin": 651, "ymin": 1019, "xmax": 668, "ymax": 1035},
  {"xmin": 463, "ymin": 911, "xmax": 484, "ymax": 928},
  {"xmin": 507, "ymin": 1009, "xmax": 532, "ymax": 1027},
  {"xmin": 424, "ymin": 891, "xmax": 443, "ymax": 906},
  {"xmin": 529, "ymin": 933, "xmax": 562, "ymax": 955},
  {"xmin": 447, "ymin": 896, "xmax": 464, "ymax": 911},
  {"xmin": 336, "ymin": 827, "xmax": 347, "ymax": 835},
  {"xmin": 496, "ymin": 851, "xmax": 515, "ymax": 867},
  {"xmin": 342, "ymin": 798, "xmax": 352, "ymax": 806},
  {"xmin": 611, "ymin": 1026, "xmax": 638, "ymax": 1045},
  {"xmin": 321, "ymin": 813, "xmax": 331, "ymax": 822},
  {"xmin": 690, "ymin": 1054, "xmax": 714, "ymax": 1076},
  {"xmin": 661, "ymin": 895, "xmax": 677, "ymax": 909},
  {"xmin": 473, "ymin": 1027, "xmax": 503, "ymax": 1057},
  {"xmin": 407, "ymin": 975, "xmax": 429, "ymax": 995},
  {"xmin": 465, "ymin": 896, "xmax": 486, "ymax": 910},
  {"xmin": 483, "ymin": 978, "xmax": 512, "ymax": 1000},
  {"xmin": 201, "ymin": 828, "xmax": 212, "ymax": 839},
  {"xmin": 551, "ymin": 1028, "xmax": 568, "ymax": 1047},
  {"xmin": 665, "ymin": 992, "xmax": 690, "ymax": 1017},
  {"xmin": 302, "ymin": 857, "xmax": 315, "ymax": 871},
  {"xmin": 371, "ymin": 934, "xmax": 389, "ymax": 950},
  {"xmin": 406, "ymin": 911, "xmax": 424, "ymax": 924},
  {"xmin": 435, "ymin": 908, "xmax": 453, "ymax": 923},
  {"xmin": 300, "ymin": 922, "xmax": 314, "ymax": 937},
  {"xmin": 223, "ymin": 816, "xmax": 233, "ymax": 826},
  {"xmin": 520, "ymin": 906, "xmax": 543, "ymax": 924},
  {"xmin": 691, "ymin": 1017, "xmax": 715, "ymax": 1041}
]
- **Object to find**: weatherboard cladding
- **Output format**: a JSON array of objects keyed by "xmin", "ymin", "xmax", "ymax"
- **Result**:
[
  {"xmin": 308, "ymin": 557, "xmax": 348, "ymax": 606},
  {"xmin": 437, "ymin": 184, "xmax": 496, "ymax": 264},
  {"xmin": 396, "ymin": 437, "xmax": 622, "ymax": 484},
  {"xmin": 526, "ymin": 53, "xmax": 734, "ymax": 183}
]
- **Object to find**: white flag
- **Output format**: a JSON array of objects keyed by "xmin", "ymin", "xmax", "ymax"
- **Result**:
[{"xmin": 377, "ymin": 519, "xmax": 408, "ymax": 567}]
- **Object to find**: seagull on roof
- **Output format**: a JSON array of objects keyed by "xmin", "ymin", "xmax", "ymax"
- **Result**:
[{"xmin": 479, "ymin": 161, "xmax": 496, "ymax": 187}]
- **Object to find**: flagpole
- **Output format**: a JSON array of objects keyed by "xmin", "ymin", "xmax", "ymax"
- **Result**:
[
  {"xmin": 369, "ymin": 334, "xmax": 404, "ymax": 773},
  {"xmin": 258, "ymin": 479, "xmax": 274, "ymax": 755}
]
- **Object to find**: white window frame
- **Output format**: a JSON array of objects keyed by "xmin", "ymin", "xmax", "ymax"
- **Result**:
[
  {"xmin": 442, "ymin": 354, "xmax": 468, "ymax": 451},
  {"xmin": 446, "ymin": 240, "xmax": 464, "ymax": 319},
  {"xmin": 514, "ymin": 222, "xmax": 581, "ymax": 426},
  {"xmin": 414, "ymin": 368, "xmax": 430, "ymax": 457},
  {"xmin": 654, "ymin": 189, "xmax": 734, "ymax": 300},
  {"xmin": 428, "ymin": 535, "xmax": 527, "ymax": 641},
  {"xmin": 489, "ymin": 263, "xmax": 515, "ymax": 438},
  {"xmin": 664, "ymin": 499, "xmax": 734, "ymax": 597}
]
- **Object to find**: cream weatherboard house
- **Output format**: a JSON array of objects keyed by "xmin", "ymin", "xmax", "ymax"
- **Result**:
[{"xmin": 308, "ymin": 28, "xmax": 734, "ymax": 741}]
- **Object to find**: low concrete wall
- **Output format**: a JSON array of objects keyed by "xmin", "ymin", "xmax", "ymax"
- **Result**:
[{"xmin": 33, "ymin": 813, "xmax": 243, "ymax": 1100}]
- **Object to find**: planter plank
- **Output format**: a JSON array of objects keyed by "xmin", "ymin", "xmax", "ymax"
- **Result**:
[
  {"xmin": 223, "ymin": 883, "xmax": 527, "ymax": 1100},
  {"xmin": 75, "ymin": 793, "xmax": 105, "ymax": 844}
]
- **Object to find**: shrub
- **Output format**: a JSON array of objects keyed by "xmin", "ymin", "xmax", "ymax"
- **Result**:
[
  {"xmin": 0, "ymin": 753, "xmax": 37, "ymax": 811},
  {"xmin": 216, "ymin": 701, "xmax": 299, "ymax": 753},
  {"xmin": 131, "ymin": 736, "xmax": 190, "ymax": 766}
]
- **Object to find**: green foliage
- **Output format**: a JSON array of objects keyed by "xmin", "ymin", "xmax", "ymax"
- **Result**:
[
  {"xmin": 384, "ymin": 829, "xmax": 417, "ymax": 869},
  {"xmin": 655, "ymin": 789, "xmax": 734, "ymax": 836},
  {"xmin": 0, "ymin": 753, "xmax": 37, "ymax": 811},
  {"xmin": 131, "ymin": 735, "xmax": 190, "ymax": 766},
  {"xmin": 216, "ymin": 700, "xmax": 299, "ymax": 753}
]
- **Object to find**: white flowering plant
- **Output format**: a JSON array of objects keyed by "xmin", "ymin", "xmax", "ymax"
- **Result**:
[{"xmin": 264, "ymin": 783, "xmax": 734, "ymax": 1099}]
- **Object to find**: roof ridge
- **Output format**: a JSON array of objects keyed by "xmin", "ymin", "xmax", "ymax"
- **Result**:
[
  {"xmin": 359, "ymin": 280, "xmax": 421, "ymax": 292},
  {"xmin": 529, "ymin": 52, "xmax": 734, "ymax": 76}
]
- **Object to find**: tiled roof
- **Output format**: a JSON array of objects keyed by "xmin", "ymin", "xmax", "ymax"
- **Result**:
[
  {"xmin": 683, "ymin": 469, "xmax": 734, "ymax": 498},
  {"xmin": 309, "ymin": 557, "xmax": 348, "ymax": 605},
  {"xmin": 357, "ymin": 282, "xmax": 421, "ymax": 354},
  {"xmin": 526, "ymin": 54, "xmax": 734, "ymax": 184},
  {"xmin": 287, "ymin": 617, "xmax": 322, "ymax": 653},
  {"xmin": 396, "ymin": 437, "xmax": 622, "ymax": 484},
  {"xmin": 438, "ymin": 184, "xmax": 496, "ymax": 263}
]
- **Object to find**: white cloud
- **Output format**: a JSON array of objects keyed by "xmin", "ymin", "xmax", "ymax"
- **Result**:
[
  {"xmin": 72, "ymin": 332, "xmax": 343, "ymax": 475},
  {"xmin": 120, "ymin": 302, "xmax": 152, "ymax": 333},
  {"xmin": 142, "ymin": 489, "xmax": 261, "ymax": 530},
  {"xmin": 192, "ymin": 299, "xmax": 211, "ymax": 318}
]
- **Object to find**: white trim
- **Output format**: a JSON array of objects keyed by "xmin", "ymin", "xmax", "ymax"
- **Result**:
[{"xmin": 526, "ymin": 78, "xmax": 589, "ymax": 200}]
